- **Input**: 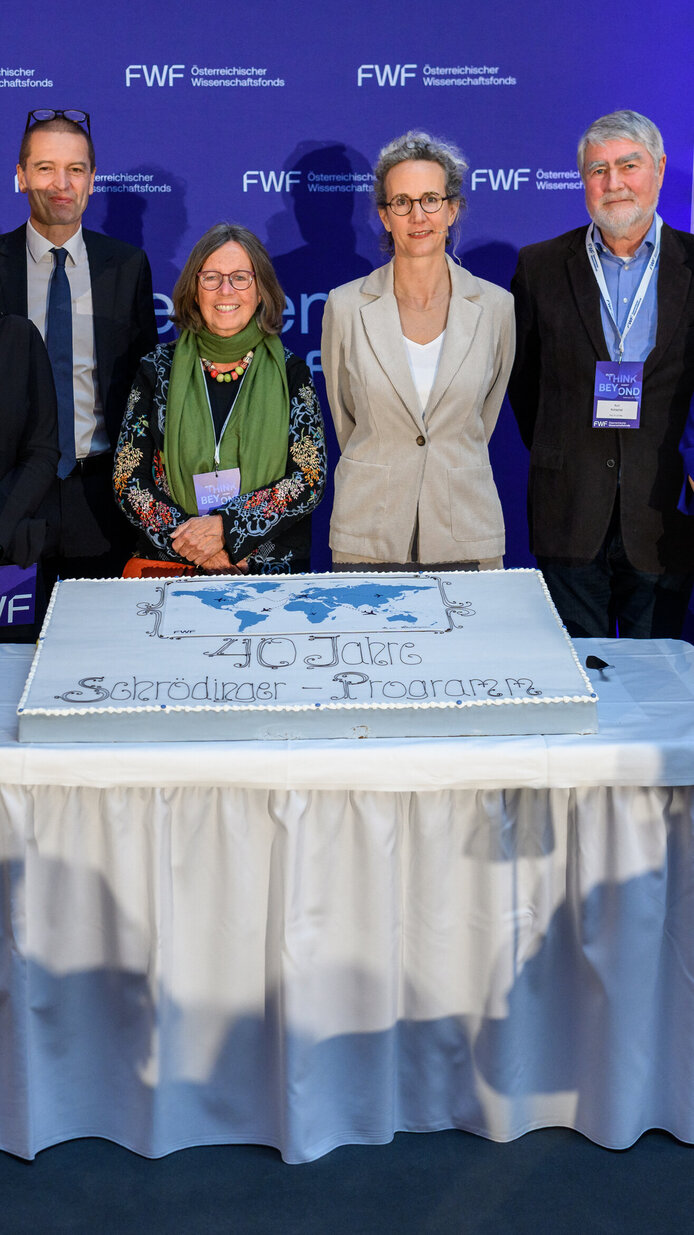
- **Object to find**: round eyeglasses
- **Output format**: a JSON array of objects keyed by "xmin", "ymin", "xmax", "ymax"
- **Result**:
[
  {"xmin": 196, "ymin": 270, "xmax": 256, "ymax": 292},
  {"xmin": 385, "ymin": 193, "xmax": 451, "ymax": 216}
]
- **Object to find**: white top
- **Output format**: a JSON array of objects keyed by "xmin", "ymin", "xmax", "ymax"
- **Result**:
[
  {"xmin": 403, "ymin": 330, "xmax": 445, "ymax": 414},
  {"xmin": 25, "ymin": 221, "xmax": 108, "ymax": 459}
]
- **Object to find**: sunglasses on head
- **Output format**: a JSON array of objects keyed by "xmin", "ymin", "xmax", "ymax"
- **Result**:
[{"xmin": 24, "ymin": 109, "xmax": 91, "ymax": 135}]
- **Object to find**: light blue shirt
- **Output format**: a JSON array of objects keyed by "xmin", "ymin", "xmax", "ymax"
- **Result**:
[{"xmin": 594, "ymin": 215, "xmax": 659, "ymax": 363}]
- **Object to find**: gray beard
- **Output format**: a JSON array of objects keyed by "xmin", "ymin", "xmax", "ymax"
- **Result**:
[{"xmin": 589, "ymin": 192, "xmax": 659, "ymax": 240}]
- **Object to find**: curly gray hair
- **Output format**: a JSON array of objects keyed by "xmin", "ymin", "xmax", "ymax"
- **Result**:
[{"xmin": 373, "ymin": 130, "xmax": 468, "ymax": 253}]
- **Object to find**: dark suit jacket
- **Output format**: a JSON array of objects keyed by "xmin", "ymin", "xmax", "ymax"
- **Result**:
[
  {"xmin": 509, "ymin": 222, "xmax": 694, "ymax": 574},
  {"xmin": 0, "ymin": 223, "xmax": 158, "ymax": 558},
  {"xmin": 0, "ymin": 314, "xmax": 58, "ymax": 567},
  {"xmin": 0, "ymin": 223, "xmax": 158, "ymax": 449}
]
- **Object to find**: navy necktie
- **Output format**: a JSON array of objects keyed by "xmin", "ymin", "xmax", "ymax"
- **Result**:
[{"xmin": 46, "ymin": 247, "xmax": 76, "ymax": 479}]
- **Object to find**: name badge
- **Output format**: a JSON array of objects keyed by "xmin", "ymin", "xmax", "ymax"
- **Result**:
[
  {"xmin": 0, "ymin": 564, "xmax": 37, "ymax": 626},
  {"xmin": 593, "ymin": 361, "xmax": 643, "ymax": 429},
  {"xmin": 193, "ymin": 467, "xmax": 241, "ymax": 515}
]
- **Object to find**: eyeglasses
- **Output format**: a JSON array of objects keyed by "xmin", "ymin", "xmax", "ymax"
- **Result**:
[
  {"xmin": 196, "ymin": 270, "xmax": 256, "ymax": 292},
  {"xmin": 385, "ymin": 193, "xmax": 451, "ymax": 216},
  {"xmin": 25, "ymin": 109, "xmax": 91, "ymax": 135}
]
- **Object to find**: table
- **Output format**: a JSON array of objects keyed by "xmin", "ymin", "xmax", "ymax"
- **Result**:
[{"xmin": 1, "ymin": 639, "xmax": 694, "ymax": 1163}]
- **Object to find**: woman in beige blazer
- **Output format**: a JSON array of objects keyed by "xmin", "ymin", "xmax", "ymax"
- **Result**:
[{"xmin": 322, "ymin": 131, "xmax": 515, "ymax": 569}]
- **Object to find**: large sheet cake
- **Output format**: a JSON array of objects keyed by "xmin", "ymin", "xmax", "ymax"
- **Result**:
[{"xmin": 17, "ymin": 569, "xmax": 597, "ymax": 741}]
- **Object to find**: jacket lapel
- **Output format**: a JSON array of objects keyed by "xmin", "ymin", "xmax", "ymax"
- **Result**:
[
  {"xmin": 645, "ymin": 223, "xmax": 692, "ymax": 377},
  {"xmin": 566, "ymin": 221, "xmax": 693, "ymax": 376},
  {"xmin": 0, "ymin": 225, "xmax": 29, "ymax": 316},
  {"xmin": 83, "ymin": 229, "xmax": 116, "ymax": 412},
  {"xmin": 359, "ymin": 262, "xmax": 425, "ymax": 432},
  {"xmin": 425, "ymin": 261, "xmax": 482, "ymax": 417},
  {"xmin": 566, "ymin": 233, "xmax": 610, "ymax": 361}
]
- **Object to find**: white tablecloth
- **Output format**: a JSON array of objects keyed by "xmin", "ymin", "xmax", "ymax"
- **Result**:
[{"xmin": 1, "ymin": 639, "xmax": 693, "ymax": 1162}]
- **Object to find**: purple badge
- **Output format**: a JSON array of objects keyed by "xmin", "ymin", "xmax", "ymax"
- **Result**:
[
  {"xmin": 193, "ymin": 468, "xmax": 241, "ymax": 515},
  {"xmin": 593, "ymin": 362, "xmax": 643, "ymax": 429},
  {"xmin": 0, "ymin": 564, "xmax": 37, "ymax": 627}
]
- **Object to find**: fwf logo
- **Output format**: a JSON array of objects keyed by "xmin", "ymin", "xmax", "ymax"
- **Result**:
[
  {"xmin": 125, "ymin": 65, "xmax": 185, "ymax": 86},
  {"xmin": 471, "ymin": 169, "xmax": 531, "ymax": 190},
  {"xmin": 242, "ymin": 170, "xmax": 302, "ymax": 192},
  {"xmin": 357, "ymin": 64, "xmax": 417, "ymax": 86}
]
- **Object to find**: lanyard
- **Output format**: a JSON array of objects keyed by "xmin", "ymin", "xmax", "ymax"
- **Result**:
[
  {"xmin": 585, "ymin": 213, "xmax": 661, "ymax": 363},
  {"xmin": 200, "ymin": 359, "xmax": 251, "ymax": 469}
]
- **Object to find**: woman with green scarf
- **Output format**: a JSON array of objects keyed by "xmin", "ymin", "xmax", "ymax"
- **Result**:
[{"xmin": 114, "ymin": 223, "xmax": 326, "ymax": 574}]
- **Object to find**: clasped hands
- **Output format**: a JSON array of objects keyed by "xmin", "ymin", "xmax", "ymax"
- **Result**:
[{"xmin": 170, "ymin": 514, "xmax": 248, "ymax": 574}]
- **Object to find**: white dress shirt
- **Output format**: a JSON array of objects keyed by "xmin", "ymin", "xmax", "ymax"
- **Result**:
[{"xmin": 25, "ymin": 220, "xmax": 109, "ymax": 459}]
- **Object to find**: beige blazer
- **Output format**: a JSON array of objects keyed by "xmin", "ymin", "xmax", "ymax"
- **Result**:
[{"xmin": 321, "ymin": 256, "xmax": 515, "ymax": 563}]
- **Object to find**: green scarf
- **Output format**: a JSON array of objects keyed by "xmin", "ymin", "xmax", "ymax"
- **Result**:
[{"xmin": 163, "ymin": 320, "xmax": 290, "ymax": 516}]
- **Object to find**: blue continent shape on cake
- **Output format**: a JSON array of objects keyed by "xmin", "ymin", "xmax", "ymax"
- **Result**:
[{"xmin": 171, "ymin": 581, "xmax": 434, "ymax": 633}]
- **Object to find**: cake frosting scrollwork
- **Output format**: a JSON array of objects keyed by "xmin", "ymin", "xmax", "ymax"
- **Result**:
[
  {"xmin": 55, "ymin": 677, "xmax": 110, "ymax": 704},
  {"xmin": 435, "ymin": 577, "xmax": 476, "ymax": 628},
  {"xmin": 331, "ymin": 671, "xmax": 370, "ymax": 700},
  {"xmin": 136, "ymin": 586, "xmax": 166, "ymax": 636},
  {"xmin": 304, "ymin": 635, "xmax": 339, "ymax": 669},
  {"xmin": 505, "ymin": 677, "xmax": 542, "ymax": 696},
  {"xmin": 256, "ymin": 637, "xmax": 298, "ymax": 669},
  {"xmin": 203, "ymin": 637, "xmax": 251, "ymax": 665},
  {"xmin": 469, "ymin": 678, "xmax": 503, "ymax": 698}
]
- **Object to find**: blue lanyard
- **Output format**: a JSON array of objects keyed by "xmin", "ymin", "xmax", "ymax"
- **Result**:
[{"xmin": 584, "ymin": 213, "xmax": 661, "ymax": 363}]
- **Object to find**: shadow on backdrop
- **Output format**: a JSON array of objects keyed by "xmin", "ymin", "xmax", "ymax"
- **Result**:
[
  {"xmin": 266, "ymin": 143, "xmax": 381, "ymax": 570},
  {"xmin": 87, "ymin": 166, "xmax": 188, "ymax": 342}
]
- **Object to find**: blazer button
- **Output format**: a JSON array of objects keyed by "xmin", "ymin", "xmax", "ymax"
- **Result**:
[
  {"xmin": 416, "ymin": 435, "xmax": 426, "ymax": 447},
  {"xmin": 606, "ymin": 458, "xmax": 616, "ymax": 468}
]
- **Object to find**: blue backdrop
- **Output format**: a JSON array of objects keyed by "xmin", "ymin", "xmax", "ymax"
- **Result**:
[{"xmin": 3, "ymin": 0, "xmax": 693, "ymax": 573}]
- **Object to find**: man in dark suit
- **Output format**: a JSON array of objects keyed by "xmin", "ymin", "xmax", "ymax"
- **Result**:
[
  {"xmin": 509, "ymin": 109, "xmax": 694, "ymax": 638},
  {"xmin": 0, "ymin": 109, "xmax": 158, "ymax": 579}
]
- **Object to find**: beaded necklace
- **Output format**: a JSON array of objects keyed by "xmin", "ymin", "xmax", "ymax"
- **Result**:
[{"xmin": 200, "ymin": 350, "xmax": 254, "ymax": 383}]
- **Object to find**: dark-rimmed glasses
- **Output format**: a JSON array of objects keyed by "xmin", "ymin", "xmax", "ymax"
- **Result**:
[
  {"xmin": 385, "ymin": 193, "xmax": 451, "ymax": 216},
  {"xmin": 25, "ymin": 109, "xmax": 91, "ymax": 135},
  {"xmin": 196, "ymin": 270, "xmax": 255, "ymax": 292}
]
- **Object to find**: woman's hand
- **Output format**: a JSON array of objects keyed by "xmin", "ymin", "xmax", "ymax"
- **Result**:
[
  {"xmin": 171, "ymin": 515, "xmax": 225, "ymax": 566},
  {"xmin": 689, "ymin": 475, "xmax": 694, "ymax": 493},
  {"xmin": 201, "ymin": 549, "xmax": 249, "ymax": 575}
]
